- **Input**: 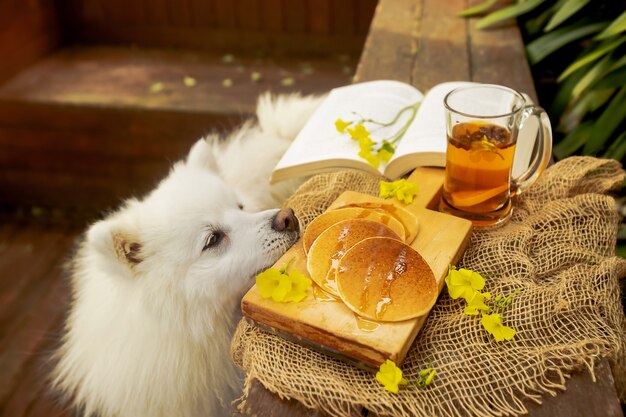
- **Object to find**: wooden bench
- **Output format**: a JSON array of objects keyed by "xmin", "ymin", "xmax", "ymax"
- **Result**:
[
  {"xmin": 0, "ymin": 0, "xmax": 376, "ymax": 213},
  {"xmin": 238, "ymin": 0, "xmax": 625, "ymax": 416}
]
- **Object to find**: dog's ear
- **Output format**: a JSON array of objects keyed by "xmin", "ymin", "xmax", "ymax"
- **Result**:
[
  {"xmin": 87, "ymin": 217, "xmax": 143, "ymax": 268},
  {"xmin": 112, "ymin": 233, "xmax": 142, "ymax": 265},
  {"xmin": 186, "ymin": 137, "xmax": 219, "ymax": 172}
]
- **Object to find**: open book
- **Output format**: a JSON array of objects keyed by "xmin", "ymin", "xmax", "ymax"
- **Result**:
[{"xmin": 270, "ymin": 80, "xmax": 475, "ymax": 183}]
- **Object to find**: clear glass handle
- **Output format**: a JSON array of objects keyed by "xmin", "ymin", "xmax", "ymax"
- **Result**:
[{"xmin": 511, "ymin": 105, "xmax": 552, "ymax": 196}]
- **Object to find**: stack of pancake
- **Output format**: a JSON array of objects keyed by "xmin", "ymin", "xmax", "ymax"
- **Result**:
[{"xmin": 304, "ymin": 201, "xmax": 438, "ymax": 322}]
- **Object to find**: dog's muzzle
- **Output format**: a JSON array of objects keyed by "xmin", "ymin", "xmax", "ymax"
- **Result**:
[{"xmin": 271, "ymin": 208, "xmax": 299, "ymax": 234}]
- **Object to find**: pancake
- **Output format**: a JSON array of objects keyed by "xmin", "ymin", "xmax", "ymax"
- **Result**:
[
  {"xmin": 333, "ymin": 201, "xmax": 419, "ymax": 244},
  {"xmin": 302, "ymin": 207, "xmax": 406, "ymax": 254},
  {"xmin": 306, "ymin": 219, "xmax": 401, "ymax": 296},
  {"xmin": 335, "ymin": 237, "xmax": 437, "ymax": 322}
]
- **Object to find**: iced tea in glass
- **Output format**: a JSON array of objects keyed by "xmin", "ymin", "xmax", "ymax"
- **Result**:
[{"xmin": 439, "ymin": 85, "xmax": 553, "ymax": 227}]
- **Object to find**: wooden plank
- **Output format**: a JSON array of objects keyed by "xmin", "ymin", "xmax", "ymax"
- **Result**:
[
  {"xmin": 242, "ymin": 169, "xmax": 472, "ymax": 369},
  {"xmin": 0, "ymin": 227, "xmax": 74, "ymax": 409},
  {"xmin": 0, "ymin": 148, "xmax": 168, "ymax": 180},
  {"xmin": 0, "ymin": 171, "xmax": 156, "ymax": 210},
  {"xmin": 523, "ymin": 361, "xmax": 624, "ymax": 417},
  {"xmin": 63, "ymin": 24, "xmax": 369, "ymax": 55},
  {"xmin": 354, "ymin": 0, "xmax": 420, "ymax": 85},
  {"xmin": 308, "ymin": 0, "xmax": 330, "ymax": 35},
  {"xmin": 411, "ymin": 0, "xmax": 469, "ymax": 90},
  {"xmin": 143, "ymin": 0, "xmax": 170, "ymax": 25},
  {"xmin": 261, "ymin": 0, "xmax": 283, "ymax": 32},
  {"xmin": 167, "ymin": 0, "xmax": 193, "ymax": 26},
  {"xmin": 0, "ymin": 45, "xmax": 355, "ymax": 209},
  {"xmin": 236, "ymin": 0, "xmax": 260, "ymax": 31},
  {"xmin": 238, "ymin": 379, "xmax": 333, "ymax": 417},
  {"xmin": 0, "ymin": 46, "xmax": 352, "ymax": 114},
  {"xmin": 282, "ymin": 0, "xmax": 308, "ymax": 33},
  {"xmin": 0, "ymin": 0, "xmax": 60, "ymax": 84},
  {"xmin": 215, "ymin": 0, "xmax": 237, "ymax": 29},
  {"xmin": 466, "ymin": 0, "xmax": 538, "ymax": 102},
  {"xmin": 189, "ymin": 0, "xmax": 216, "ymax": 27},
  {"xmin": 356, "ymin": 0, "xmax": 377, "ymax": 34},
  {"xmin": 0, "ymin": 227, "xmax": 71, "ymax": 329},
  {"xmin": 80, "ymin": 0, "xmax": 106, "ymax": 24},
  {"xmin": 330, "ymin": 0, "xmax": 355, "ymax": 35}
]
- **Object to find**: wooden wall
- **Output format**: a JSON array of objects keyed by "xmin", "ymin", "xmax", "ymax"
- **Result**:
[
  {"xmin": 54, "ymin": 0, "xmax": 378, "ymax": 55},
  {"xmin": 0, "ymin": 0, "xmax": 61, "ymax": 84}
]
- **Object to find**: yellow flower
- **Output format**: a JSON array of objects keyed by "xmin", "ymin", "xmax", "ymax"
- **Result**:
[
  {"xmin": 377, "ymin": 141, "xmax": 395, "ymax": 163},
  {"xmin": 358, "ymin": 148, "xmax": 380, "ymax": 169},
  {"xmin": 480, "ymin": 313, "xmax": 516, "ymax": 342},
  {"xmin": 494, "ymin": 288, "xmax": 522, "ymax": 312},
  {"xmin": 183, "ymin": 76, "xmax": 197, "ymax": 87},
  {"xmin": 416, "ymin": 367, "xmax": 436, "ymax": 389},
  {"xmin": 347, "ymin": 123, "xmax": 370, "ymax": 141},
  {"xmin": 335, "ymin": 118, "xmax": 352, "ymax": 133},
  {"xmin": 464, "ymin": 291, "xmax": 491, "ymax": 315},
  {"xmin": 149, "ymin": 82, "xmax": 164, "ymax": 93},
  {"xmin": 376, "ymin": 360, "xmax": 408, "ymax": 393},
  {"xmin": 379, "ymin": 179, "xmax": 418, "ymax": 204},
  {"xmin": 256, "ymin": 268, "xmax": 291, "ymax": 302},
  {"xmin": 256, "ymin": 260, "xmax": 312, "ymax": 303},
  {"xmin": 358, "ymin": 137, "xmax": 380, "ymax": 169},
  {"xmin": 445, "ymin": 267, "xmax": 485, "ymax": 302},
  {"xmin": 283, "ymin": 269, "xmax": 312, "ymax": 302}
]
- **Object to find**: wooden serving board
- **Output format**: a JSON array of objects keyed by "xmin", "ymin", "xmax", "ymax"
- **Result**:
[{"xmin": 241, "ymin": 168, "xmax": 472, "ymax": 370}]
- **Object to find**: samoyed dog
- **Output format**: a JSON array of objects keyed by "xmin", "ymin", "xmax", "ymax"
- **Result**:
[{"xmin": 52, "ymin": 93, "xmax": 323, "ymax": 417}]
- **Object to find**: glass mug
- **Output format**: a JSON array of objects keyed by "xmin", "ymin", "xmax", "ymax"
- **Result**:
[{"xmin": 439, "ymin": 84, "xmax": 552, "ymax": 227}]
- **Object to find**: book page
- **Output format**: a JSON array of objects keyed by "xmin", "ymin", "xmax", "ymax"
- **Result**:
[
  {"xmin": 272, "ymin": 80, "xmax": 423, "ymax": 180},
  {"xmin": 394, "ymin": 81, "xmax": 476, "ymax": 158}
]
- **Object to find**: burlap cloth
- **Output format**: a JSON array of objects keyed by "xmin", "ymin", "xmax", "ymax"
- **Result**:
[{"xmin": 231, "ymin": 156, "xmax": 626, "ymax": 417}]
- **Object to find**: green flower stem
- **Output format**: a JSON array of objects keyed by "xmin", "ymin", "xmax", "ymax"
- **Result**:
[
  {"xmin": 279, "ymin": 257, "xmax": 296, "ymax": 274},
  {"xmin": 386, "ymin": 102, "xmax": 420, "ymax": 145},
  {"xmin": 353, "ymin": 101, "xmax": 421, "ymax": 129}
]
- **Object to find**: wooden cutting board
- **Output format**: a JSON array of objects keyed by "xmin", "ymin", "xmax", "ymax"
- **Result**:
[{"xmin": 241, "ymin": 168, "xmax": 472, "ymax": 370}]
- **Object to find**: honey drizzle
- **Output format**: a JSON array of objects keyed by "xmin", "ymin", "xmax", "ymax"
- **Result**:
[
  {"xmin": 358, "ymin": 263, "xmax": 376, "ymax": 315},
  {"xmin": 375, "ymin": 248, "xmax": 408, "ymax": 320},
  {"xmin": 324, "ymin": 222, "xmax": 395, "ymax": 291},
  {"xmin": 322, "ymin": 225, "xmax": 351, "ymax": 290},
  {"xmin": 313, "ymin": 284, "xmax": 338, "ymax": 302},
  {"xmin": 354, "ymin": 314, "xmax": 380, "ymax": 332}
]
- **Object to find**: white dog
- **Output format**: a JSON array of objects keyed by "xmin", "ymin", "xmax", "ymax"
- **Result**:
[{"xmin": 52, "ymin": 93, "xmax": 323, "ymax": 417}]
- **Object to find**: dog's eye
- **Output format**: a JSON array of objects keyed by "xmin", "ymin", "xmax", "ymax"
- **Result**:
[
  {"xmin": 238, "ymin": 203, "xmax": 244, "ymax": 210},
  {"xmin": 203, "ymin": 231, "xmax": 224, "ymax": 251}
]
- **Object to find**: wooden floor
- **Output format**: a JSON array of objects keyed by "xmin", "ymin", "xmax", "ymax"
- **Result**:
[{"xmin": 0, "ymin": 214, "xmax": 80, "ymax": 417}]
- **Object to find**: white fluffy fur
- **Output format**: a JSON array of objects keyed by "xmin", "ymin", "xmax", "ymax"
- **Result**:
[{"xmin": 52, "ymin": 93, "xmax": 324, "ymax": 417}]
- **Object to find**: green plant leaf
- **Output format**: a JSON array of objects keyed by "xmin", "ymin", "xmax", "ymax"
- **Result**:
[
  {"xmin": 553, "ymin": 120, "xmax": 594, "ymax": 159},
  {"xmin": 604, "ymin": 131, "xmax": 626, "ymax": 161},
  {"xmin": 524, "ymin": 1, "xmax": 560, "ymax": 36},
  {"xmin": 558, "ymin": 36, "xmax": 626, "ymax": 81},
  {"xmin": 559, "ymin": 88, "xmax": 615, "ymax": 132},
  {"xmin": 571, "ymin": 55, "xmax": 612, "ymax": 99},
  {"xmin": 583, "ymin": 87, "xmax": 626, "ymax": 154},
  {"xmin": 458, "ymin": 0, "xmax": 499, "ymax": 17},
  {"xmin": 476, "ymin": 0, "xmax": 547, "ymax": 29},
  {"xmin": 550, "ymin": 65, "xmax": 591, "ymax": 119},
  {"xmin": 544, "ymin": 0, "xmax": 591, "ymax": 32},
  {"xmin": 526, "ymin": 21, "xmax": 607, "ymax": 65},
  {"xmin": 593, "ymin": 65, "xmax": 626, "ymax": 90},
  {"xmin": 595, "ymin": 10, "xmax": 626, "ymax": 40}
]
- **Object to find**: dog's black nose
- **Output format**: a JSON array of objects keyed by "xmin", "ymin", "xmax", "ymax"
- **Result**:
[{"xmin": 272, "ymin": 208, "xmax": 299, "ymax": 233}]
